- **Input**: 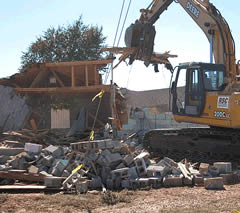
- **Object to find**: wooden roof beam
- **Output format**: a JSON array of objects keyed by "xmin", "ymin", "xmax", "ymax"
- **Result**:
[{"xmin": 45, "ymin": 59, "xmax": 114, "ymax": 68}]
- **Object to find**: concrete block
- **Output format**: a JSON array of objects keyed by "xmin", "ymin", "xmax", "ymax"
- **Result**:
[
  {"xmin": 44, "ymin": 145, "xmax": 63, "ymax": 158},
  {"xmin": 128, "ymin": 167, "xmax": 139, "ymax": 179},
  {"xmin": 24, "ymin": 143, "xmax": 42, "ymax": 153},
  {"xmin": 220, "ymin": 174, "xmax": 236, "ymax": 185},
  {"xmin": 76, "ymin": 181, "xmax": 90, "ymax": 193},
  {"xmin": 183, "ymin": 177, "xmax": 193, "ymax": 186},
  {"xmin": 147, "ymin": 165, "xmax": 168, "ymax": 177},
  {"xmin": 156, "ymin": 157, "xmax": 177, "ymax": 169},
  {"xmin": 44, "ymin": 176, "xmax": 63, "ymax": 188},
  {"xmin": 101, "ymin": 167, "xmax": 111, "ymax": 184},
  {"xmin": 134, "ymin": 158, "xmax": 147, "ymax": 177},
  {"xmin": 163, "ymin": 176, "xmax": 183, "ymax": 187},
  {"xmin": 40, "ymin": 155, "xmax": 54, "ymax": 167},
  {"xmin": 111, "ymin": 168, "xmax": 129, "ymax": 179},
  {"xmin": 204, "ymin": 177, "xmax": 224, "ymax": 190},
  {"xmin": 138, "ymin": 178, "xmax": 150, "ymax": 188},
  {"xmin": 121, "ymin": 179, "xmax": 130, "ymax": 189},
  {"xmin": 199, "ymin": 163, "xmax": 209, "ymax": 175},
  {"xmin": 208, "ymin": 166, "xmax": 219, "ymax": 177},
  {"xmin": 116, "ymin": 163, "xmax": 125, "ymax": 169},
  {"xmin": 213, "ymin": 162, "xmax": 232, "ymax": 174},
  {"xmin": 106, "ymin": 179, "xmax": 114, "ymax": 190},
  {"xmin": 101, "ymin": 151, "xmax": 122, "ymax": 168},
  {"xmin": 149, "ymin": 177, "xmax": 162, "ymax": 188},
  {"xmin": 90, "ymin": 176, "xmax": 102, "ymax": 189},
  {"xmin": 193, "ymin": 176, "xmax": 204, "ymax": 186},
  {"xmin": 123, "ymin": 154, "xmax": 134, "ymax": 166},
  {"xmin": 28, "ymin": 165, "xmax": 39, "ymax": 174}
]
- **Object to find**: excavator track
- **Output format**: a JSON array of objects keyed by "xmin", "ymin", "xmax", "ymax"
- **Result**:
[{"xmin": 143, "ymin": 127, "xmax": 240, "ymax": 164}]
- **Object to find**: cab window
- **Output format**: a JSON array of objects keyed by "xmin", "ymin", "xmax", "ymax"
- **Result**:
[{"xmin": 203, "ymin": 70, "xmax": 225, "ymax": 91}]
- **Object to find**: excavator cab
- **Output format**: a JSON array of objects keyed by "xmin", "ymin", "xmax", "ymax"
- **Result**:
[{"xmin": 171, "ymin": 62, "xmax": 226, "ymax": 117}]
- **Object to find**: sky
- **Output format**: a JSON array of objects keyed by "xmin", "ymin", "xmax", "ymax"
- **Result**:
[{"xmin": 0, "ymin": 0, "xmax": 239, "ymax": 91}]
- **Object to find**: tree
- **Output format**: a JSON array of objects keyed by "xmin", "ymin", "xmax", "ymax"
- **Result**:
[{"xmin": 19, "ymin": 16, "xmax": 106, "ymax": 72}]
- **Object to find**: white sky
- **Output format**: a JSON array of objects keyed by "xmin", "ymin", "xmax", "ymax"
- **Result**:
[{"xmin": 0, "ymin": 0, "xmax": 239, "ymax": 91}]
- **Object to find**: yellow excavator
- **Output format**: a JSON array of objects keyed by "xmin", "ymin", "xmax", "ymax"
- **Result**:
[{"xmin": 124, "ymin": 0, "xmax": 240, "ymax": 162}]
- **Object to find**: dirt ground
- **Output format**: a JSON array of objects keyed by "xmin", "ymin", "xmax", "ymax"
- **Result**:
[{"xmin": 1, "ymin": 184, "xmax": 240, "ymax": 213}]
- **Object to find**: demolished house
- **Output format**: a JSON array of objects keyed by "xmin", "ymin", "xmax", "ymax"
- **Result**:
[{"xmin": 0, "ymin": 59, "xmax": 127, "ymax": 133}]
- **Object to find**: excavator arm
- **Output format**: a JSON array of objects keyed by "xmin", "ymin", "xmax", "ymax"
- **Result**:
[{"xmin": 125, "ymin": 0, "xmax": 237, "ymax": 82}]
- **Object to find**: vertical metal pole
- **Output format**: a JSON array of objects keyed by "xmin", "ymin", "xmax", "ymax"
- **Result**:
[{"xmin": 210, "ymin": 35, "xmax": 213, "ymax": 64}]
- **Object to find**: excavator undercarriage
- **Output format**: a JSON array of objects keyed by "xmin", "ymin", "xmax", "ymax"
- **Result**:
[{"xmin": 143, "ymin": 127, "xmax": 240, "ymax": 163}]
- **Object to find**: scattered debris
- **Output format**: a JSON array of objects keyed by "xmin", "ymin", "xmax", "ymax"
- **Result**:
[{"xmin": 0, "ymin": 132, "xmax": 240, "ymax": 193}]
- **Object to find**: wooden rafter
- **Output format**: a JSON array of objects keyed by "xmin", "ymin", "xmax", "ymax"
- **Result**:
[
  {"xmin": 30, "ymin": 69, "xmax": 48, "ymax": 88},
  {"xmin": 51, "ymin": 70, "xmax": 65, "ymax": 87}
]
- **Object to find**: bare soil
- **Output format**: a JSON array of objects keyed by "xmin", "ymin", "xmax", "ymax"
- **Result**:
[{"xmin": 1, "ymin": 184, "xmax": 240, "ymax": 213}]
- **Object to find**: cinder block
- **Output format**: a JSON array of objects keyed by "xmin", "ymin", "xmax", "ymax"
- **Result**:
[
  {"xmin": 24, "ymin": 143, "xmax": 42, "ymax": 153},
  {"xmin": 128, "ymin": 167, "xmax": 139, "ymax": 179},
  {"xmin": 213, "ymin": 162, "xmax": 232, "ymax": 174},
  {"xmin": 121, "ymin": 179, "xmax": 130, "ymax": 189},
  {"xmin": 194, "ymin": 176, "xmax": 204, "ymax": 186},
  {"xmin": 149, "ymin": 177, "xmax": 162, "ymax": 188},
  {"xmin": 183, "ymin": 177, "xmax": 193, "ymax": 186},
  {"xmin": 163, "ymin": 176, "xmax": 183, "ymax": 187},
  {"xmin": 123, "ymin": 154, "xmax": 134, "ymax": 166},
  {"xmin": 220, "ymin": 174, "xmax": 236, "ymax": 185},
  {"xmin": 204, "ymin": 177, "xmax": 224, "ymax": 190},
  {"xmin": 111, "ymin": 168, "xmax": 129, "ymax": 179},
  {"xmin": 44, "ymin": 145, "xmax": 63, "ymax": 158},
  {"xmin": 199, "ymin": 163, "xmax": 209, "ymax": 175},
  {"xmin": 147, "ymin": 165, "xmax": 168, "ymax": 177},
  {"xmin": 40, "ymin": 155, "xmax": 54, "ymax": 167},
  {"xmin": 138, "ymin": 178, "xmax": 150, "ymax": 188},
  {"xmin": 90, "ymin": 176, "xmax": 102, "ymax": 189},
  {"xmin": 134, "ymin": 158, "xmax": 147, "ymax": 177},
  {"xmin": 208, "ymin": 166, "xmax": 219, "ymax": 177},
  {"xmin": 76, "ymin": 181, "xmax": 91, "ymax": 193},
  {"xmin": 44, "ymin": 176, "xmax": 63, "ymax": 188}
]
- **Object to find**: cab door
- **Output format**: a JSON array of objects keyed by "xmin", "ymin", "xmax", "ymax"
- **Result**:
[{"xmin": 172, "ymin": 66, "xmax": 205, "ymax": 117}]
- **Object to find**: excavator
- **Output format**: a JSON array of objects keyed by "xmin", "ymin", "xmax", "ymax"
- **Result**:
[{"xmin": 124, "ymin": 0, "xmax": 240, "ymax": 162}]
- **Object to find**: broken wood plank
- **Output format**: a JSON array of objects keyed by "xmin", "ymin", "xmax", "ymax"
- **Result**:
[
  {"xmin": 0, "ymin": 170, "xmax": 45, "ymax": 182},
  {"xmin": 30, "ymin": 119, "xmax": 38, "ymax": 132},
  {"xmin": 178, "ymin": 162, "xmax": 192, "ymax": 180},
  {"xmin": 15, "ymin": 85, "xmax": 111, "ymax": 94}
]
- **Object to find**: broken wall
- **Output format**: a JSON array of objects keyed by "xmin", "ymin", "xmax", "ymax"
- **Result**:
[{"xmin": 0, "ymin": 85, "xmax": 30, "ymax": 131}]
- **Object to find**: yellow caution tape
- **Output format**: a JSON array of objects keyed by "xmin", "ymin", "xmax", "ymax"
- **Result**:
[
  {"xmin": 233, "ymin": 210, "xmax": 240, "ymax": 213},
  {"xmin": 92, "ymin": 90, "xmax": 104, "ymax": 102},
  {"xmin": 72, "ymin": 164, "xmax": 83, "ymax": 174},
  {"xmin": 90, "ymin": 130, "xmax": 94, "ymax": 141}
]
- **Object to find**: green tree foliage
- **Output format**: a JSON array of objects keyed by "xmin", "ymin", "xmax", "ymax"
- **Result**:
[{"xmin": 20, "ymin": 16, "xmax": 106, "ymax": 72}]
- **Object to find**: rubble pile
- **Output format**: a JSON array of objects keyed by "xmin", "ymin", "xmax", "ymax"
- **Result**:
[{"xmin": 0, "ymin": 137, "xmax": 240, "ymax": 192}]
